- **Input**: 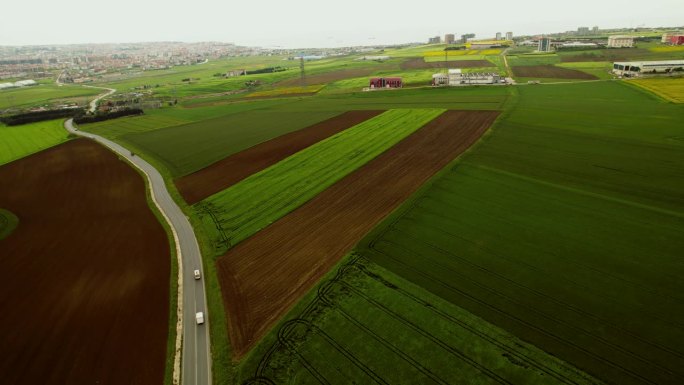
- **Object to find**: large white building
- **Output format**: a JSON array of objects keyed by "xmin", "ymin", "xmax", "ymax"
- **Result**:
[
  {"xmin": 432, "ymin": 69, "xmax": 505, "ymax": 86},
  {"xmin": 607, "ymin": 36, "xmax": 634, "ymax": 48},
  {"xmin": 612, "ymin": 60, "xmax": 684, "ymax": 77}
]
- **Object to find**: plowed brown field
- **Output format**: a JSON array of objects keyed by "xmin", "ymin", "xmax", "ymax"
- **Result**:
[
  {"xmin": 276, "ymin": 68, "xmax": 378, "ymax": 87},
  {"xmin": 400, "ymin": 57, "xmax": 493, "ymax": 70},
  {"xmin": 216, "ymin": 110, "xmax": 500, "ymax": 358},
  {"xmin": 512, "ymin": 65, "xmax": 598, "ymax": 79},
  {"xmin": 176, "ymin": 110, "xmax": 384, "ymax": 204},
  {"xmin": 559, "ymin": 48, "xmax": 650, "ymax": 62},
  {"xmin": 0, "ymin": 139, "xmax": 170, "ymax": 385}
]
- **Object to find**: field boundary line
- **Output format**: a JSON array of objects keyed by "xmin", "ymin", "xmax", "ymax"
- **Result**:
[{"xmin": 473, "ymin": 164, "xmax": 684, "ymax": 219}]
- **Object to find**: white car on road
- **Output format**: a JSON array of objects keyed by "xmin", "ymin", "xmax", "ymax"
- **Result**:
[
  {"xmin": 194, "ymin": 269, "xmax": 201, "ymax": 280},
  {"xmin": 195, "ymin": 312, "xmax": 204, "ymax": 325}
]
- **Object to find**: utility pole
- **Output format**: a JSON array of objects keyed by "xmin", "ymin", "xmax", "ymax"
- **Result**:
[{"xmin": 299, "ymin": 55, "xmax": 306, "ymax": 87}]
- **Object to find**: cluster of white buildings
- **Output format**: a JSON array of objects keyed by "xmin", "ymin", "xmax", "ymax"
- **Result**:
[
  {"xmin": 0, "ymin": 79, "xmax": 37, "ymax": 90},
  {"xmin": 432, "ymin": 69, "xmax": 506, "ymax": 86}
]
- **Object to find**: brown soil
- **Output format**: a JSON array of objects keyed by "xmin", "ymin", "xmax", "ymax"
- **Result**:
[
  {"xmin": 512, "ymin": 65, "xmax": 598, "ymax": 79},
  {"xmin": 276, "ymin": 68, "xmax": 378, "ymax": 87},
  {"xmin": 559, "ymin": 48, "xmax": 650, "ymax": 63},
  {"xmin": 216, "ymin": 110, "xmax": 500, "ymax": 358},
  {"xmin": 0, "ymin": 139, "xmax": 170, "ymax": 385},
  {"xmin": 176, "ymin": 110, "xmax": 384, "ymax": 204},
  {"xmin": 400, "ymin": 57, "xmax": 494, "ymax": 70}
]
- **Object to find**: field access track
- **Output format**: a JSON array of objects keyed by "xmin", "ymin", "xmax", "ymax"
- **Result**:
[
  {"xmin": 0, "ymin": 139, "xmax": 170, "ymax": 385},
  {"xmin": 216, "ymin": 110, "xmax": 499, "ymax": 357},
  {"xmin": 176, "ymin": 110, "xmax": 383, "ymax": 204}
]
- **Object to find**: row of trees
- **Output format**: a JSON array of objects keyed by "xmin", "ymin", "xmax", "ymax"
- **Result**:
[{"xmin": 0, "ymin": 108, "xmax": 84, "ymax": 126}]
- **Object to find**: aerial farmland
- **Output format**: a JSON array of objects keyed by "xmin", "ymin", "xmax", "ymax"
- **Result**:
[{"xmin": 2, "ymin": 7, "xmax": 684, "ymax": 385}]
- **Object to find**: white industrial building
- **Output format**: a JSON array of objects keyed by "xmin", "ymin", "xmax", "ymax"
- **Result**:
[
  {"xmin": 0, "ymin": 79, "xmax": 37, "ymax": 90},
  {"xmin": 612, "ymin": 60, "xmax": 684, "ymax": 77},
  {"xmin": 432, "ymin": 69, "xmax": 506, "ymax": 86},
  {"xmin": 560, "ymin": 41, "xmax": 598, "ymax": 48},
  {"xmin": 607, "ymin": 36, "xmax": 634, "ymax": 48}
]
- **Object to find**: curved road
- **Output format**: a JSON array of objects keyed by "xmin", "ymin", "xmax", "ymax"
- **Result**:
[{"xmin": 64, "ymin": 113, "xmax": 211, "ymax": 385}]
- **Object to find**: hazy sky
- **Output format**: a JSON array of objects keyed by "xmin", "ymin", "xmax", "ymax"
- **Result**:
[{"xmin": 1, "ymin": 0, "xmax": 683, "ymax": 47}]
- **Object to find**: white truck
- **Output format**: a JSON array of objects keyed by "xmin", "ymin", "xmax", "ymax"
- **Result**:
[{"xmin": 195, "ymin": 312, "xmax": 204, "ymax": 325}]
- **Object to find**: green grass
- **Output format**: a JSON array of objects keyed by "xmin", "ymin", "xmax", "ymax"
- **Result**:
[
  {"xmin": 195, "ymin": 109, "xmax": 445, "ymax": 257},
  {"xmin": 0, "ymin": 208, "xmax": 19, "ymax": 240},
  {"xmin": 507, "ymin": 54, "xmax": 561, "ymax": 66},
  {"xmin": 0, "ymin": 119, "xmax": 70, "ymax": 166},
  {"xmin": 81, "ymin": 98, "xmax": 294, "ymax": 138},
  {"xmin": 556, "ymin": 62, "xmax": 614, "ymax": 80},
  {"xmin": 356, "ymin": 81, "xmax": 684, "ymax": 384},
  {"xmin": 0, "ymin": 84, "xmax": 101, "ymax": 110}
]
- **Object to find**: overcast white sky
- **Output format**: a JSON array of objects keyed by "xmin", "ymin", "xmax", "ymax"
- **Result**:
[{"xmin": 1, "ymin": 0, "xmax": 683, "ymax": 47}]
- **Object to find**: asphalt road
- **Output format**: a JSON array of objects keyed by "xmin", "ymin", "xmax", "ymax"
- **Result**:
[{"xmin": 64, "ymin": 118, "xmax": 212, "ymax": 385}]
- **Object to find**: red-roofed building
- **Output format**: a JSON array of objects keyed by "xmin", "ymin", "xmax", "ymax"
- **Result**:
[
  {"xmin": 668, "ymin": 35, "xmax": 684, "ymax": 45},
  {"xmin": 369, "ymin": 77, "xmax": 402, "ymax": 89}
]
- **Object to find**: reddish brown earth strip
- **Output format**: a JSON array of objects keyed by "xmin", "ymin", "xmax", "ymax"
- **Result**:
[
  {"xmin": 176, "ymin": 110, "xmax": 384, "ymax": 204},
  {"xmin": 400, "ymin": 57, "xmax": 494, "ymax": 70},
  {"xmin": 559, "ymin": 48, "xmax": 651, "ymax": 63},
  {"xmin": 276, "ymin": 68, "xmax": 380, "ymax": 87},
  {"xmin": 0, "ymin": 139, "xmax": 170, "ymax": 385},
  {"xmin": 511, "ymin": 65, "xmax": 598, "ymax": 80},
  {"xmin": 216, "ymin": 110, "xmax": 500, "ymax": 358}
]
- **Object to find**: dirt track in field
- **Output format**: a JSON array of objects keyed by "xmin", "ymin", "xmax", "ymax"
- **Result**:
[
  {"xmin": 512, "ymin": 65, "xmax": 599, "ymax": 79},
  {"xmin": 400, "ymin": 57, "xmax": 493, "ymax": 70},
  {"xmin": 216, "ymin": 110, "xmax": 500, "ymax": 358},
  {"xmin": 176, "ymin": 110, "xmax": 384, "ymax": 204},
  {"xmin": 0, "ymin": 139, "xmax": 170, "ymax": 385}
]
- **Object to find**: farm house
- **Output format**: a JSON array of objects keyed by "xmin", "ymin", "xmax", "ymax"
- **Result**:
[
  {"xmin": 369, "ymin": 77, "xmax": 402, "ymax": 89},
  {"xmin": 612, "ymin": 60, "xmax": 684, "ymax": 77}
]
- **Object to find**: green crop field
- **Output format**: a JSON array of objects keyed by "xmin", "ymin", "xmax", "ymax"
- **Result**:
[
  {"xmin": 195, "ymin": 109, "xmax": 444, "ymax": 256},
  {"xmin": 630, "ymin": 77, "xmax": 684, "ymax": 103},
  {"xmin": 507, "ymin": 54, "xmax": 561, "ymax": 66},
  {"xmin": 120, "ymin": 109, "xmax": 341, "ymax": 177},
  {"xmin": 0, "ymin": 84, "xmax": 101, "ymax": 110},
  {"xmin": 81, "ymin": 98, "xmax": 294, "ymax": 138},
  {"xmin": 0, "ymin": 119, "xmax": 70, "ymax": 166},
  {"xmin": 80, "ymin": 87, "xmax": 509, "ymax": 178},
  {"xmin": 556, "ymin": 62, "xmax": 614, "ymax": 79},
  {"xmin": 354, "ymin": 81, "xmax": 684, "ymax": 385},
  {"xmin": 236, "ymin": 255, "xmax": 603, "ymax": 385}
]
